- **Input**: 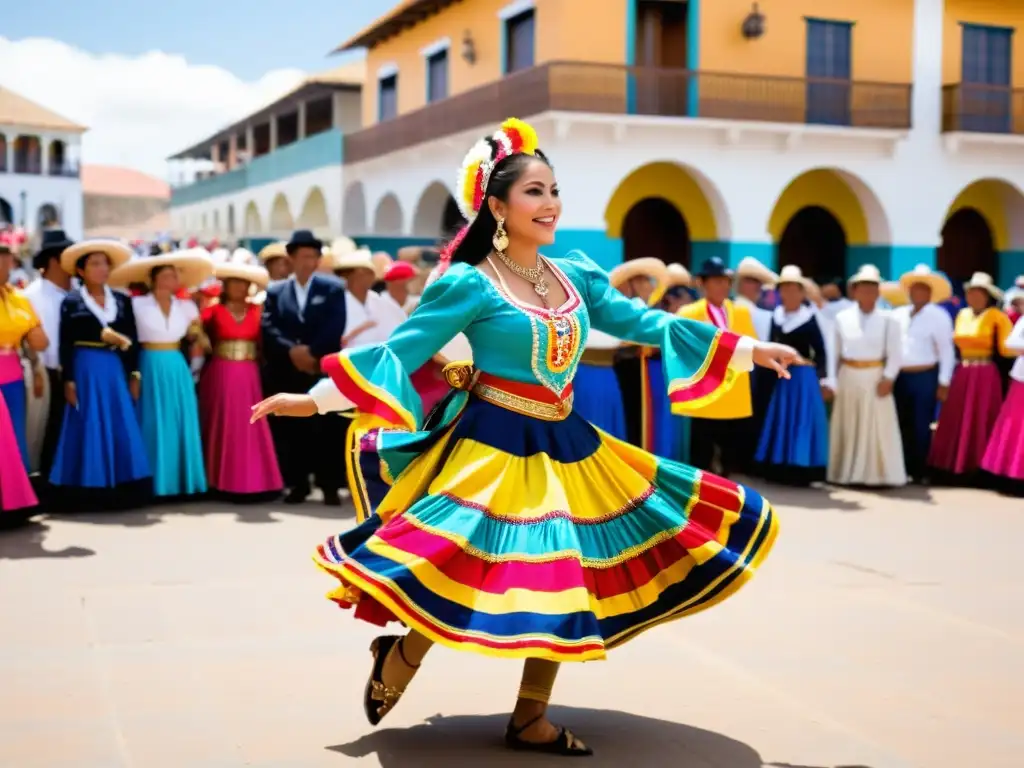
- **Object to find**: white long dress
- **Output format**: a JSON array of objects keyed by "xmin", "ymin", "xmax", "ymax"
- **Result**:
[{"xmin": 826, "ymin": 305, "xmax": 907, "ymax": 486}]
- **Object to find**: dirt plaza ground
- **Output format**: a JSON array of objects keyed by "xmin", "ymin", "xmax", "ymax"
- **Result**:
[{"xmin": 0, "ymin": 481, "xmax": 1020, "ymax": 768}]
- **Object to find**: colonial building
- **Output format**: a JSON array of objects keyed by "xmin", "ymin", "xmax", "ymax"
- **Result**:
[
  {"xmin": 167, "ymin": 62, "xmax": 364, "ymax": 244},
  {"xmin": 0, "ymin": 85, "xmax": 85, "ymax": 238},
  {"xmin": 335, "ymin": 0, "xmax": 1024, "ymax": 286}
]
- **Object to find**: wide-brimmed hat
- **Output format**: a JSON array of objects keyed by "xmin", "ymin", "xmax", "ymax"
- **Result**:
[
  {"xmin": 649, "ymin": 263, "xmax": 692, "ymax": 306},
  {"xmin": 109, "ymin": 248, "xmax": 214, "ymax": 289},
  {"xmin": 735, "ymin": 256, "xmax": 778, "ymax": 286},
  {"xmin": 33, "ymin": 229, "xmax": 75, "ymax": 270},
  {"xmin": 258, "ymin": 241, "xmax": 289, "ymax": 263},
  {"xmin": 847, "ymin": 264, "xmax": 883, "ymax": 285},
  {"xmin": 880, "ymin": 281, "xmax": 909, "ymax": 307},
  {"xmin": 371, "ymin": 251, "xmax": 393, "ymax": 280},
  {"xmin": 286, "ymin": 229, "xmax": 322, "ymax": 254},
  {"xmin": 60, "ymin": 239, "xmax": 134, "ymax": 276},
  {"xmin": 330, "ymin": 236, "xmax": 357, "ymax": 257},
  {"xmin": 774, "ymin": 264, "xmax": 814, "ymax": 291},
  {"xmin": 609, "ymin": 257, "xmax": 668, "ymax": 291},
  {"xmin": 331, "ymin": 247, "xmax": 376, "ymax": 273},
  {"xmin": 898, "ymin": 264, "xmax": 952, "ymax": 303},
  {"xmin": 963, "ymin": 271, "xmax": 1003, "ymax": 301},
  {"xmin": 215, "ymin": 261, "xmax": 270, "ymax": 289},
  {"xmin": 695, "ymin": 256, "xmax": 733, "ymax": 280}
]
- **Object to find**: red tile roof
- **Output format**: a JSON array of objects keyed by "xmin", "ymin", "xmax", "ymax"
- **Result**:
[{"xmin": 81, "ymin": 165, "xmax": 171, "ymax": 199}]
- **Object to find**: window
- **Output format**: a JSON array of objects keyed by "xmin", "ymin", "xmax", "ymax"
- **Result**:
[
  {"xmin": 805, "ymin": 19, "xmax": 852, "ymax": 126},
  {"xmin": 505, "ymin": 9, "xmax": 535, "ymax": 73},
  {"xmin": 427, "ymin": 50, "xmax": 449, "ymax": 103},
  {"xmin": 378, "ymin": 74, "xmax": 398, "ymax": 121},
  {"xmin": 960, "ymin": 24, "xmax": 1013, "ymax": 133}
]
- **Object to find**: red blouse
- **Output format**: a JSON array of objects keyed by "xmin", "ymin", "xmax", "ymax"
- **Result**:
[{"xmin": 203, "ymin": 303, "xmax": 262, "ymax": 342}]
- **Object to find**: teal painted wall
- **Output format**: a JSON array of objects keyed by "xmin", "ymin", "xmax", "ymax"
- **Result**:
[
  {"xmin": 889, "ymin": 245, "xmax": 936, "ymax": 278},
  {"xmin": 170, "ymin": 128, "xmax": 343, "ymax": 208},
  {"xmin": 998, "ymin": 250, "xmax": 1024, "ymax": 288},
  {"xmin": 846, "ymin": 244, "xmax": 892, "ymax": 279},
  {"xmin": 550, "ymin": 229, "xmax": 623, "ymax": 271}
]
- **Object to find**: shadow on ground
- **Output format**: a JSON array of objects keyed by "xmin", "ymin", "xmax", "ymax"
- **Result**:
[
  {"xmin": 0, "ymin": 520, "xmax": 95, "ymax": 560},
  {"xmin": 327, "ymin": 709, "xmax": 875, "ymax": 768}
]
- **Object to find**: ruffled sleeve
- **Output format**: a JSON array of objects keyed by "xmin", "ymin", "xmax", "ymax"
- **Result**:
[
  {"xmin": 559, "ymin": 250, "xmax": 754, "ymax": 414},
  {"xmin": 315, "ymin": 263, "xmax": 483, "ymax": 430}
]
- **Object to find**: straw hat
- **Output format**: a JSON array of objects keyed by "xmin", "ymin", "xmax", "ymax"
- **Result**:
[
  {"xmin": 109, "ymin": 247, "xmax": 214, "ymax": 289},
  {"xmin": 898, "ymin": 264, "xmax": 952, "ymax": 303},
  {"xmin": 735, "ymin": 256, "xmax": 779, "ymax": 286},
  {"xmin": 330, "ymin": 236, "xmax": 357, "ymax": 257},
  {"xmin": 331, "ymin": 247, "xmax": 376, "ymax": 273},
  {"xmin": 609, "ymin": 257, "xmax": 669, "ymax": 291},
  {"xmin": 649, "ymin": 262, "xmax": 692, "ymax": 305},
  {"xmin": 230, "ymin": 247, "xmax": 255, "ymax": 265},
  {"xmin": 215, "ymin": 261, "xmax": 270, "ymax": 289},
  {"xmin": 847, "ymin": 264, "xmax": 883, "ymax": 285},
  {"xmin": 60, "ymin": 239, "xmax": 134, "ymax": 276},
  {"xmin": 397, "ymin": 245, "xmax": 426, "ymax": 264},
  {"xmin": 371, "ymin": 251, "xmax": 393, "ymax": 280},
  {"xmin": 258, "ymin": 241, "xmax": 289, "ymax": 263},
  {"xmin": 880, "ymin": 281, "xmax": 909, "ymax": 307},
  {"xmin": 774, "ymin": 264, "xmax": 814, "ymax": 291},
  {"xmin": 963, "ymin": 271, "xmax": 1003, "ymax": 301}
]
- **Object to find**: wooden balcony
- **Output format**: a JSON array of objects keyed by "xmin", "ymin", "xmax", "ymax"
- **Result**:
[
  {"xmin": 343, "ymin": 61, "xmax": 913, "ymax": 163},
  {"xmin": 942, "ymin": 83, "xmax": 1024, "ymax": 135}
]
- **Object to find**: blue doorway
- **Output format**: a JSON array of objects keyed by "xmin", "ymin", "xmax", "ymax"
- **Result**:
[
  {"xmin": 806, "ymin": 19, "xmax": 852, "ymax": 126},
  {"xmin": 960, "ymin": 24, "xmax": 1013, "ymax": 133}
]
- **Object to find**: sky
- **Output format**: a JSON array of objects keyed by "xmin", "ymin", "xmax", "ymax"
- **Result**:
[{"xmin": 0, "ymin": 0, "xmax": 389, "ymax": 179}]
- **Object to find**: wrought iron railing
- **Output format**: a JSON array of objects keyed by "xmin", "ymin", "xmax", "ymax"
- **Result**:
[{"xmin": 942, "ymin": 83, "xmax": 1024, "ymax": 135}]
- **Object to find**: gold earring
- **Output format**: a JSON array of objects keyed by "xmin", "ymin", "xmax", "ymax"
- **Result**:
[{"xmin": 492, "ymin": 218, "xmax": 509, "ymax": 253}]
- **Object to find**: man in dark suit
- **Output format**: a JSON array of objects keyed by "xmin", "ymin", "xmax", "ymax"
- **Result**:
[{"xmin": 261, "ymin": 230, "xmax": 348, "ymax": 505}]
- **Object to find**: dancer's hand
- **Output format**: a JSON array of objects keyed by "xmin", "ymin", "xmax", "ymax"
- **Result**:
[
  {"xmin": 752, "ymin": 341, "xmax": 798, "ymax": 380},
  {"xmin": 129, "ymin": 378, "xmax": 141, "ymax": 401},
  {"xmin": 820, "ymin": 385, "xmax": 834, "ymax": 402},
  {"xmin": 876, "ymin": 378, "xmax": 894, "ymax": 398},
  {"xmin": 250, "ymin": 393, "xmax": 318, "ymax": 423},
  {"xmin": 936, "ymin": 385, "xmax": 949, "ymax": 403}
]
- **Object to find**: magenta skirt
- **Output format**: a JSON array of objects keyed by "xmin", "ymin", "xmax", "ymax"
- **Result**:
[
  {"xmin": 0, "ymin": 386, "xmax": 37, "ymax": 513},
  {"xmin": 982, "ymin": 380, "xmax": 1024, "ymax": 481},
  {"xmin": 410, "ymin": 362, "xmax": 450, "ymax": 416},
  {"xmin": 928, "ymin": 361, "xmax": 1004, "ymax": 475},
  {"xmin": 199, "ymin": 357, "xmax": 283, "ymax": 496}
]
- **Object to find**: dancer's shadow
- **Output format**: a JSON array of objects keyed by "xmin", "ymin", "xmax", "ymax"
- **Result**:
[
  {"xmin": 327, "ymin": 708, "xmax": 875, "ymax": 768},
  {"xmin": 0, "ymin": 521, "xmax": 95, "ymax": 560}
]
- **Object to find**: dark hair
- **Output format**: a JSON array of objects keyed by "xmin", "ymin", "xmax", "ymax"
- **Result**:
[
  {"xmin": 75, "ymin": 252, "xmax": 112, "ymax": 273},
  {"xmin": 150, "ymin": 264, "xmax": 176, "ymax": 283},
  {"xmin": 448, "ymin": 146, "xmax": 552, "ymax": 266}
]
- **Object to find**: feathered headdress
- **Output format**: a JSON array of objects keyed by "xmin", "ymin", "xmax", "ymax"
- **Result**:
[{"xmin": 440, "ymin": 117, "xmax": 541, "ymax": 272}]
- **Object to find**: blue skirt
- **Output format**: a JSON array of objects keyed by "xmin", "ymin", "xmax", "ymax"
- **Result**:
[
  {"xmin": 646, "ymin": 357, "xmax": 689, "ymax": 462},
  {"xmin": 50, "ymin": 348, "xmax": 152, "ymax": 488},
  {"xmin": 572, "ymin": 363, "xmax": 627, "ymax": 441},
  {"xmin": 138, "ymin": 348, "xmax": 207, "ymax": 497},
  {"xmin": 754, "ymin": 365, "xmax": 828, "ymax": 477},
  {"xmin": 0, "ymin": 379, "xmax": 28, "ymax": 470}
]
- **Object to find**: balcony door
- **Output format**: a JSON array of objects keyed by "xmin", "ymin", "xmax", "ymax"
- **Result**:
[
  {"xmin": 806, "ymin": 19, "xmax": 852, "ymax": 126},
  {"xmin": 961, "ymin": 24, "xmax": 1012, "ymax": 133},
  {"xmin": 634, "ymin": 0, "xmax": 689, "ymax": 116}
]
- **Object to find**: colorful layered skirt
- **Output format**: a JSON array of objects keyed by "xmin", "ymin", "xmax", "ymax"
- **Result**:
[
  {"xmin": 138, "ymin": 346, "xmax": 207, "ymax": 497},
  {"xmin": 928, "ymin": 360, "xmax": 1004, "ymax": 477},
  {"xmin": 0, "ymin": 356, "xmax": 37, "ymax": 515},
  {"xmin": 754, "ymin": 364, "xmax": 828, "ymax": 484},
  {"xmin": 0, "ymin": 352, "xmax": 29, "ymax": 470},
  {"xmin": 313, "ymin": 373, "xmax": 778, "ymax": 662},
  {"xmin": 199, "ymin": 349, "xmax": 282, "ymax": 497}
]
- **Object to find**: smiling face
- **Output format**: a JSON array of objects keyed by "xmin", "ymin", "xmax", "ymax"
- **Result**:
[{"xmin": 488, "ymin": 157, "xmax": 561, "ymax": 249}]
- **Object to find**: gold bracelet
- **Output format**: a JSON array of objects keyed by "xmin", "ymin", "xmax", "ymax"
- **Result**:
[{"xmin": 130, "ymin": 371, "xmax": 142, "ymax": 381}]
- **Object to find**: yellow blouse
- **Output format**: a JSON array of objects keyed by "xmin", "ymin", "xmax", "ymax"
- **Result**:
[
  {"xmin": 953, "ymin": 307, "xmax": 1014, "ymax": 359},
  {"xmin": 0, "ymin": 286, "xmax": 41, "ymax": 349}
]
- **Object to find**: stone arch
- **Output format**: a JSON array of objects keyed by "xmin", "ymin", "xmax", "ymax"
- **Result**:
[
  {"xmin": 372, "ymin": 193, "xmax": 403, "ymax": 235},
  {"xmin": 939, "ymin": 179, "xmax": 1024, "ymax": 284},
  {"xmin": 243, "ymin": 201, "xmax": 262, "ymax": 234},
  {"xmin": 412, "ymin": 181, "xmax": 461, "ymax": 238},
  {"xmin": 769, "ymin": 168, "xmax": 892, "ymax": 281},
  {"xmin": 269, "ymin": 192, "xmax": 294, "ymax": 233},
  {"xmin": 342, "ymin": 182, "xmax": 368, "ymax": 234},
  {"xmin": 297, "ymin": 187, "xmax": 330, "ymax": 231}
]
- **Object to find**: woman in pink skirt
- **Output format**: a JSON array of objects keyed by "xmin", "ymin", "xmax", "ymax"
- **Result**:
[
  {"xmin": 928, "ymin": 272, "xmax": 1014, "ymax": 483},
  {"xmin": 982, "ymin": 314, "xmax": 1024, "ymax": 494},
  {"xmin": 198, "ymin": 261, "xmax": 283, "ymax": 501}
]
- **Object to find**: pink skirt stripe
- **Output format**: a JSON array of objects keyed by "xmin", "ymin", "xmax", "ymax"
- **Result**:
[{"xmin": 982, "ymin": 379, "xmax": 1024, "ymax": 481}]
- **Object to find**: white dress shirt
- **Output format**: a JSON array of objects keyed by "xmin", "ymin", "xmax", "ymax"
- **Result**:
[
  {"xmin": 735, "ymin": 296, "xmax": 772, "ymax": 341},
  {"xmin": 343, "ymin": 290, "xmax": 405, "ymax": 350},
  {"xmin": 379, "ymin": 290, "xmax": 412, "ymax": 319},
  {"xmin": 892, "ymin": 303, "xmax": 956, "ymax": 386},
  {"xmin": 821, "ymin": 297, "xmax": 855, "ymax": 324},
  {"xmin": 1006, "ymin": 316, "xmax": 1024, "ymax": 383},
  {"xmin": 291, "ymin": 275, "xmax": 312, "ymax": 316},
  {"xmin": 132, "ymin": 295, "xmax": 198, "ymax": 343},
  {"xmin": 826, "ymin": 305, "xmax": 903, "ymax": 389},
  {"xmin": 23, "ymin": 278, "xmax": 68, "ymax": 370}
]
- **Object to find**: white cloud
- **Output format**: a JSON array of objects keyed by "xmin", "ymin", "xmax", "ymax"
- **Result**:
[{"xmin": 0, "ymin": 37, "xmax": 307, "ymax": 180}]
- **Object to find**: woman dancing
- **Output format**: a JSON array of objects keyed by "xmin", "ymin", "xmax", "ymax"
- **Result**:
[{"xmin": 252, "ymin": 118, "xmax": 795, "ymax": 756}]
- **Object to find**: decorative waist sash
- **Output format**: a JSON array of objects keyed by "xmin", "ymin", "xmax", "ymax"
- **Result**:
[
  {"xmin": 442, "ymin": 363, "xmax": 573, "ymax": 421},
  {"xmin": 214, "ymin": 340, "xmax": 258, "ymax": 361},
  {"xmin": 141, "ymin": 341, "xmax": 181, "ymax": 351},
  {"xmin": 960, "ymin": 356, "xmax": 992, "ymax": 366},
  {"xmin": 841, "ymin": 358, "xmax": 884, "ymax": 369}
]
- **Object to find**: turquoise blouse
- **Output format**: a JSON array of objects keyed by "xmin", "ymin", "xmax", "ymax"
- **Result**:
[{"xmin": 320, "ymin": 251, "xmax": 752, "ymax": 434}]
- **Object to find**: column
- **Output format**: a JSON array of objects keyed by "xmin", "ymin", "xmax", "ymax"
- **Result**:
[
  {"xmin": 40, "ymin": 136, "xmax": 50, "ymax": 175},
  {"xmin": 245, "ymin": 125, "xmax": 255, "ymax": 161},
  {"xmin": 210, "ymin": 142, "xmax": 221, "ymax": 171},
  {"xmin": 269, "ymin": 115, "xmax": 278, "ymax": 152},
  {"xmin": 297, "ymin": 100, "xmax": 307, "ymax": 140},
  {"xmin": 228, "ymin": 134, "xmax": 238, "ymax": 170}
]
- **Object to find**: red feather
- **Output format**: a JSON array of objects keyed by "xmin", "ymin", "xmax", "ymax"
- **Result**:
[{"xmin": 504, "ymin": 127, "xmax": 523, "ymax": 152}]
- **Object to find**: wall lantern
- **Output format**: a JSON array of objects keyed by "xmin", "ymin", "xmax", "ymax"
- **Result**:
[
  {"xmin": 461, "ymin": 30, "xmax": 477, "ymax": 64},
  {"xmin": 741, "ymin": 3, "xmax": 766, "ymax": 40}
]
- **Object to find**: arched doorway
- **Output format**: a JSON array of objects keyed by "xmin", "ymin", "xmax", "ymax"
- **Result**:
[
  {"xmin": 939, "ymin": 208, "xmax": 995, "ymax": 282},
  {"xmin": 778, "ymin": 206, "xmax": 847, "ymax": 283},
  {"xmin": 621, "ymin": 197, "xmax": 691, "ymax": 266},
  {"xmin": 1, "ymin": 197, "xmax": 14, "ymax": 225},
  {"xmin": 442, "ymin": 196, "xmax": 465, "ymax": 239}
]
